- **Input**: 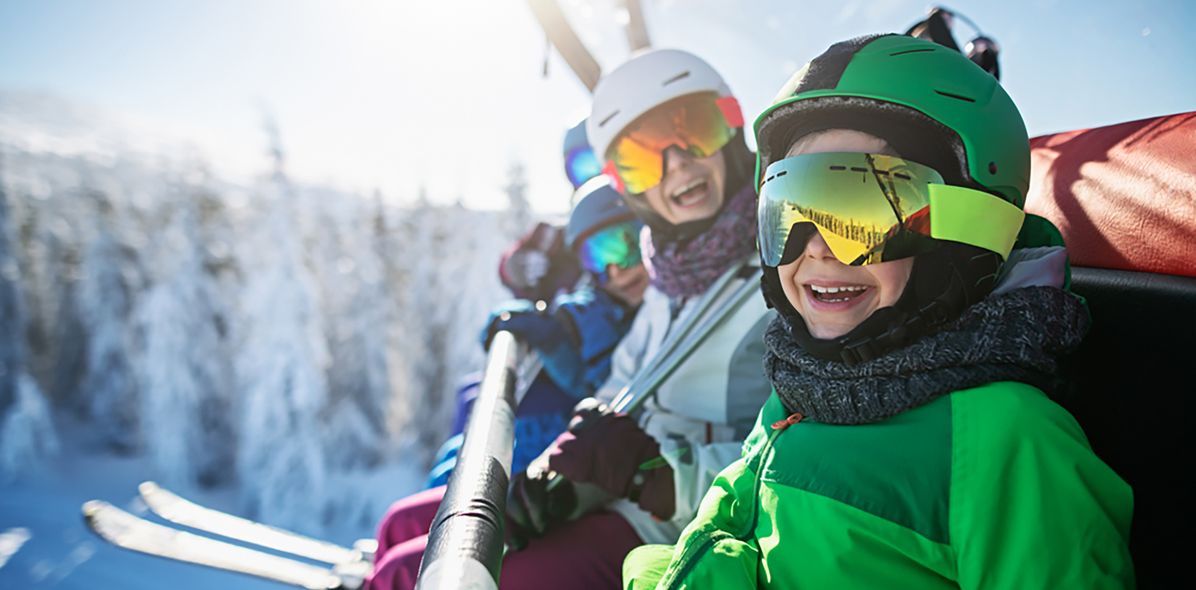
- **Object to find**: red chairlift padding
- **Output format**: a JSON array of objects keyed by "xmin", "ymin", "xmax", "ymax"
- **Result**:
[{"xmin": 1024, "ymin": 111, "xmax": 1196, "ymax": 278}]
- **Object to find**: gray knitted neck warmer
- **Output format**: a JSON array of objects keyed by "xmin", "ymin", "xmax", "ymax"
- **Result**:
[{"xmin": 763, "ymin": 286, "xmax": 1089, "ymax": 425}]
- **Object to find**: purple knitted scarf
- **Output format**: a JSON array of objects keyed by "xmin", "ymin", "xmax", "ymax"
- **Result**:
[{"xmin": 641, "ymin": 183, "xmax": 757, "ymax": 299}]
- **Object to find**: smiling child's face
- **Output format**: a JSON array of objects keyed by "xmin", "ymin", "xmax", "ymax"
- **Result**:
[
  {"xmin": 602, "ymin": 262, "xmax": 649, "ymax": 307},
  {"xmin": 776, "ymin": 129, "xmax": 915, "ymax": 339}
]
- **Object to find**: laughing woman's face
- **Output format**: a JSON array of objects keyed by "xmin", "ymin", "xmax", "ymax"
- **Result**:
[{"xmin": 641, "ymin": 147, "xmax": 727, "ymax": 225}]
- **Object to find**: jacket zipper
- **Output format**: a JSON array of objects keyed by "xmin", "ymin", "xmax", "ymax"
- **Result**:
[{"xmin": 661, "ymin": 413, "xmax": 804, "ymax": 588}]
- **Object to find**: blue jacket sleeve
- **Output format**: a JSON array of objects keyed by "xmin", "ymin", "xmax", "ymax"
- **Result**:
[{"xmin": 553, "ymin": 286, "xmax": 636, "ymax": 395}]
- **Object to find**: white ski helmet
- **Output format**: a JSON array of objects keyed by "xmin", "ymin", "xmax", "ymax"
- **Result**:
[{"xmin": 587, "ymin": 49, "xmax": 739, "ymax": 164}]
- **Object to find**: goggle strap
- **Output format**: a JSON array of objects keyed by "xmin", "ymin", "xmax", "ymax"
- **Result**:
[
  {"xmin": 716, "ymin": 96, "xmax": 745, "ymax": 128},
  {"xmin": 927, "ymin": 184, "xmax": 1025, "ymax": 259}
]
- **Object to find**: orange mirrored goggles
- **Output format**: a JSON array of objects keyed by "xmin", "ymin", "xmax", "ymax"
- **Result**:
[{"xmin": 604, "ymin": 92, "xmax": 743, "ymax": 194}]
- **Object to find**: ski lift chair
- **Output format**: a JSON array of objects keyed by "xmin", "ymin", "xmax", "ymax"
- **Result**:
[{"xmin": 1024, "ymin": 111, "xmax": 1196, "ymax": 588}]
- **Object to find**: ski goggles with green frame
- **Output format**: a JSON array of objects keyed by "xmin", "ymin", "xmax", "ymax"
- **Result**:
[
  {"xmin": 577, "ymin": 219, "xmax": 644, "ymax": 280},
  {"xmin": 757, "ymin": 152, "xmax": 1025, "ymax": 267}
]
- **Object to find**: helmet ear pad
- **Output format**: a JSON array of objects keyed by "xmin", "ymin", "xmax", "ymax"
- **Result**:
[{"xmin": 760, "ymin": 235, "xmax": 1002, "ymax": 364}]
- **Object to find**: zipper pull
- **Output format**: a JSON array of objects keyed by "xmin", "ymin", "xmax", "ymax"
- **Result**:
[{"xmin": 770, "ymin": 412, "xmax": 805, "ymax": 431}]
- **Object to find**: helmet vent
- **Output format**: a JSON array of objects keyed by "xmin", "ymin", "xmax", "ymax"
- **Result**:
[
  {"xmin": 933, "ymin": 89, "xmax": 976, "ymax": 103},
  {"xmin": 663, "ymin": 71, "xmax": 691, "ymax": 86},
  {"xmin": 599, "ymin": 110, "xmax": 620, "ymax": 127},
  {"xmin": 889, "ymin": 47, "xmax": 936, "ymax": 57}
]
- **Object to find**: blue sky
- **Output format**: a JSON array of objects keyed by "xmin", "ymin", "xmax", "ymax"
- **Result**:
[{"xmin": 2, "ymin": 0, "xmax": 1192, "ymax": 213}]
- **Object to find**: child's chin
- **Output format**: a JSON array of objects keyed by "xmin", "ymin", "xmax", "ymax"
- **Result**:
[{"xmin": 806, "ymin": 319, "xmax": 860, "ymax": 340}]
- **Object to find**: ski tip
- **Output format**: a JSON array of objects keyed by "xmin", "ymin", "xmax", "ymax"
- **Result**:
[
  {"xmin": 81, "ymin": 499, "xmax": 109, "ymax": 520},
  {"xmin": 138, "ymin": 481, "xmax": 160, "ymax": 495}
]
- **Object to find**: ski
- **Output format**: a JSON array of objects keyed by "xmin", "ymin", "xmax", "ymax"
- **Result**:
[
  {"xmin": 137, "ymin": 481, "xmax": 375, "ymax": 566},
  {"xmin": 82, "ymin": 500, "xmax": 368, "ymax": 590}
]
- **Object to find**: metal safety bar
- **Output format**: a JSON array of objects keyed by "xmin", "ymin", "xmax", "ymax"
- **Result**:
[{"xmin": 415, "ymin": 331, "xmax": 526, "ymax": 590}]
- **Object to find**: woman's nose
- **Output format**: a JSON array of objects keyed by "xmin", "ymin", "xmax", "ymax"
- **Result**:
[{"xmin": 662, "ymin": 145, "xmax": 694, "ymax": 176}]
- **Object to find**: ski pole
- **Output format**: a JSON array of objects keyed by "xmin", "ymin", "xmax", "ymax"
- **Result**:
[
  {"xmin": 545, "ymin": 265, "xmax": 762, "ymax": 491},
  {"xmin": 607, "ymin": 259, "xmax": 746, "ymax": 411},
  {"xmin": 613, "ymin": 267, "xmax": 761, "ymax": 416}
]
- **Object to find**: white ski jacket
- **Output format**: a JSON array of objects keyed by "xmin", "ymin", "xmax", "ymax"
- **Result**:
[{"xmin": 595, "ymin": 256, "xmax": 773, "ymax": 545}]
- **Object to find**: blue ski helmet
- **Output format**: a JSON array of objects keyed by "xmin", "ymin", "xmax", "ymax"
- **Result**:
[
  {"xmin": 565, "ymin": 177, "xmax": 639, "ymax": 250},
  {"xmin": 563, "ymin": 118, "xmax": 603, "ymax": 189}
]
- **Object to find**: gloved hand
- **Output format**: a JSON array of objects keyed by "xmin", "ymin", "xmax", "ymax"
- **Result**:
[
  {"xmin": 498, "ymin": 223, "xmax": 581, "ymax": 301},
  {"xmin": 503, "ymin": 249, "xmax": 550, "ymax": 293},
  {"xmin": 478, "ymin": 299, "xmax": 563, "ymax": 351},
  {"xmin": 506, "ymin": 452, "xmax": 578, "ymax": 550},
  {"xmin": 546, "ymin": 398, "xmax": 675, "ymax": 520}
]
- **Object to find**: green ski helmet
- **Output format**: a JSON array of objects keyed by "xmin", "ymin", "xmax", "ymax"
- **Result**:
[{"xmin": 756, "ymin": 34, "xmax": 1031, "ymax": 364}]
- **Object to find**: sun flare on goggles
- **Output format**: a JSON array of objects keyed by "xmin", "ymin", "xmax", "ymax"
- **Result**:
[
  {"xmin": 758, "ymin": 153, "xmax": 1025, "ymax": 267},
  {"xmin": 603, "ymin": 92, "xmax": 744, "ymax": 195},
  {"xmin": 577, "ymin": 220, "xmax": 644, "ymax": 281}
]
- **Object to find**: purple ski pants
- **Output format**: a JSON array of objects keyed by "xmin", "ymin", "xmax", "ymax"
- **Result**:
[{"xmin": 366, "ymin": 485, "xmax": 642, "ymax": 590}]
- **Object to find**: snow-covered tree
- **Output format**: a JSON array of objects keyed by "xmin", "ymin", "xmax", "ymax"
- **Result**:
[
  {"xmin": 0, "ymin": 163, "xmax": 58, "ymax": 480},
  {"xmin": 1, "ymin": 92, "xmax": 522, "ymax": 516},
  {"xmin": 232, "ymin": 120, "xmax": 331, "ymax": 532},
  {"xmin": 504, "ymin": 161, "xmax": 532, "ymax": 233},
  {"xmin": 132, "ymin": 191, "xmax": 233, "ymax": 488},
  {"xmin": 7, "ymin": 174, "xmax": 89, "ymax": 408},
  {"xmin": 384, "ymin": 197, "xmax": 523, "ymax": 464},
  {"xmin": 234, "ymin": 186, "xmax": 331, "ymax": 531},
  {"xmin": 77, "ymin": 191, "xmax": 141, "ymax": 451},
  {"xmin": 0, "ymin": 373, "xmax": 58, "ymax": 480},
  {"xmin": 0, "ymin": 158, "xmax": 22, "ymax": 422},
  {"xmin": 314, "ymin": 191, "xmax": 394, "ymax": 471}
]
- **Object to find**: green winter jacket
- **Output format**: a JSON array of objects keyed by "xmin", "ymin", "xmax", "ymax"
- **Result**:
[{"xmin": 623, "ymin": 382, "xmax": 1134, "ymax": 589}]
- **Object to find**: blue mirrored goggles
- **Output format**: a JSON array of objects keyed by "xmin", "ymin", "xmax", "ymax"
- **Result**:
[
  {"xmin": 577, "ymin": 220, "xmax": 644, "ymax": 280},
  {"xmin": 565, "ymin": 146, "xmax": 603, "ymax": 189}
]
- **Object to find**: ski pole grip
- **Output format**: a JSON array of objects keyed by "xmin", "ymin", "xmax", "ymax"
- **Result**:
[{"xmin": 417, "ymin": 330, "xmax": 525, "ymax": 590}]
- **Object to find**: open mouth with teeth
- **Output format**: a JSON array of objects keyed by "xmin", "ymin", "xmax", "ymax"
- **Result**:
[
  {"xmin": 670, "ymin": 178, "xmax": 709, "ymax": 208},
  {"xmin": 806, "ymin": 284, "xmax": 870, "ymax": 304}
]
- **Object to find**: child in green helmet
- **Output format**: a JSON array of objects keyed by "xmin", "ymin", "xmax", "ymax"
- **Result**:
[{"xmin": 623, "ymin": 35, "xmax": 1134, "ymax": 590}]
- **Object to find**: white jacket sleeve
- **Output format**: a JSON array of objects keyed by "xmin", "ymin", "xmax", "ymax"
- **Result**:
[
  {"xmin": 658, "ymin": 438, "xmax": 747, "ymax": 529},
  {"xmin": 658, "ymin": 309, "xmax": 772, "ymax": 527}
]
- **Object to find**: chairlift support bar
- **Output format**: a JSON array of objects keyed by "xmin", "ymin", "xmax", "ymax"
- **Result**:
[
  {"xmin": 526, "ymin": 0, "xmax": 603, "ymax": 92},
  {"xmin": 415, "ymin": 331, "xmax": 526, "ymax": 590},
  {"xmin": 622, "ymin": 0, "xmax": 652, "ymax": 52}
]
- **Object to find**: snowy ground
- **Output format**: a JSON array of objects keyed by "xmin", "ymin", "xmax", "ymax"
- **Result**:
[{"xmin": 0, "ymin": 419, "xmax": 424, "ymax": 589}]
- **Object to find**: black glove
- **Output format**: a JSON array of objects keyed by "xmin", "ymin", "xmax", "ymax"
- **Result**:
[
  {"xmin": 549, "ymin": 398, "xmax": 676, "ymax": 520},
  {"xmin": 505, "ymin": 457, "xmax": 578, "ymax": 550}
]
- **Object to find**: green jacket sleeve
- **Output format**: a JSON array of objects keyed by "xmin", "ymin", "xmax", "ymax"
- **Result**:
[
  {"xmin": 624, "ymin": 545, "xmax": 674, "ymax": 590},
  {"xmin": 623, "ymin": 458, "xmax": 762, "ymax": 589},
  {"xmin": 623, "ymin": 539, "xmax": 758, "ymax": 590},
  {"xmin": 622, "ymin": 394, "xmax": 779, "ymax": 589},
  {"xmin": 950, "ymin": 383, "xmax": 1135, "ymax": 589}
]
